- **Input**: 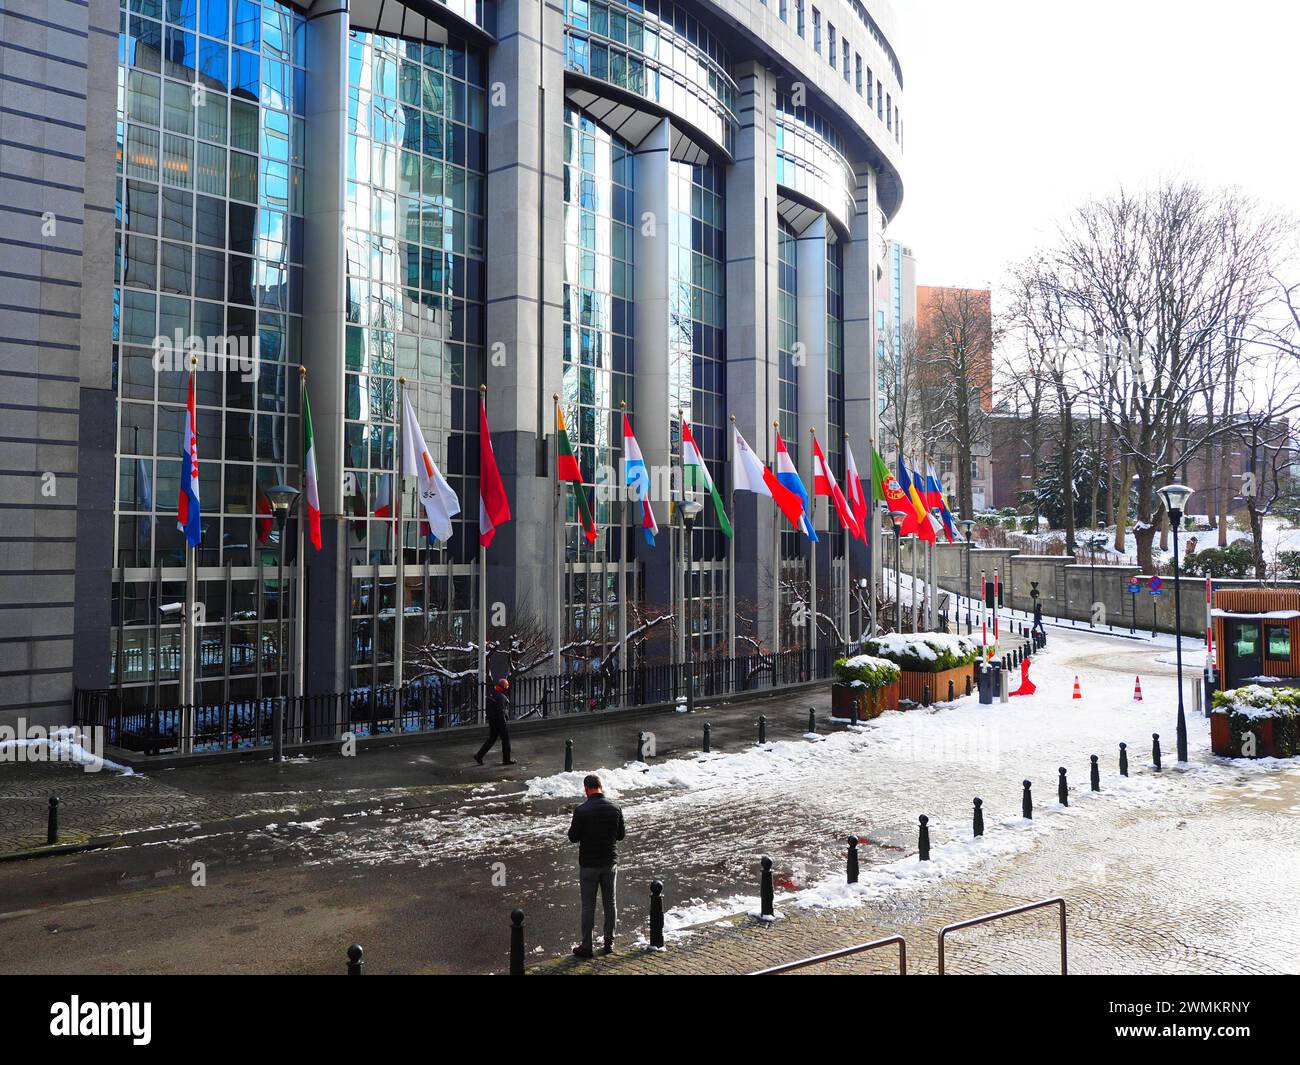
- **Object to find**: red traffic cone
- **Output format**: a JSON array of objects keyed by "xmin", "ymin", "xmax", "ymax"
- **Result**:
[
  {"xmin": 1133, "ymin": 676, "xmax": 1143, "ymax": 702},
  {"xmin": 1072, "ymin": 675, "xmax": 1082, "ymax": 700}
]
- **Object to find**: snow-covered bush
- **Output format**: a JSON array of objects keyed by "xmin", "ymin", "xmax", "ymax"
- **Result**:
[
  {"xmin": 833, "ymin": 654, "xmax": 901, "ymax": 690},
  {"xmin": 1211, "ymin": 685, "xmax": 1300, "ymax": 757},
  {"xmin": 865, "ymin": 632, "xmax": 981, "ymax": 673}
]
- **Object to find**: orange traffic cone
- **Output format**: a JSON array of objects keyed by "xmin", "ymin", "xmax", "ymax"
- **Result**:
[
  {"xmin": 1072, "ymin": 675, "xmax": 1082, "ymax": 700},
  {"xmin": 1133, "ymin": 676, "xmax": 1143, "ymax": 702}
]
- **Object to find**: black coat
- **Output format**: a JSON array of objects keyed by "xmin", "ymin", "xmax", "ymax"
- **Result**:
[
  {"xmin": 567, "ymin": 793, "xmax": 626, "ymax": 868},
  {"xmin": 486, "ymin": 687, "xmax": 510, "ymax": 722}
]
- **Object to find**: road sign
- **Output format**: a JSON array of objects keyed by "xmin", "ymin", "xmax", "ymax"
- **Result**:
[
  {"xmin": 1150, "ymin": 575, "xmax": 1163, "ymax": 595},
  {"xmin": 1127, "ymin": 577, "xmax": 1141, "ymax": 594}
]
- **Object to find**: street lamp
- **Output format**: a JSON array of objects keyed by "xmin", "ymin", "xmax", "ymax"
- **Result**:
[
  {"xmin": 961, "ymin": 518, "xmax": 976, "ymax": 634},
  {"xmin": 857, "ymin": 577, "xmax": 869, "ymax": 644},
  {"xmin": 889, "ymin": 509, "xmax": 908, "ymax": 633},
  {"xmin": 1158, "ymin": 482, "xmax": 1194, "ymax": 763},
  {"xmin": 265, "ymin": 483, "xmax": 300, "ymax": 762},
  {"xmin": 680, "ymin": 498, "xmax": 704, "ymax": 714}
]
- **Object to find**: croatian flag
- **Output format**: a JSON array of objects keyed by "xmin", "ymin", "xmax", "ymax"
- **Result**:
[
  {"xmin": 774, "ymin": 432, "xmax": 817, "ymax": 542},
  {"xmin": 622, "ymin": 414, "xmax": 659, "ymax": 546},
  {"xmin": 177, "ymin": 373, "xmax": 202, "ymax": 547}
]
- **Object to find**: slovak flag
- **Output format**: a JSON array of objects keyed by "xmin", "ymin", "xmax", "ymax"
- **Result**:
[
  {"xmin": 177, "ymin": 372, "xmax": 202, "ymax": 547},
  {"xmin": 622, "ymin": 414, "xmax": 659, "ymax": 546},
  {"xmin": 775, "ymin": 432, "xmax": 817, "ymax": 542},
  {"xmin": 811, "ymin": 433, "xmax": 861, "ymax": 539}
]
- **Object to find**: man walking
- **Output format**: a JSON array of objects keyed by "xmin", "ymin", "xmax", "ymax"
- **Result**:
[
  {"xmin": 473, "ymin": 677, "xmax": 515, "ymax": 766},
  {"xmin": 567, "ymin": 774, "xmax": 625, "ymax": 958}
]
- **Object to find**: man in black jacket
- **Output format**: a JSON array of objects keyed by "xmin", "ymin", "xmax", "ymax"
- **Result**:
[
  {"xmin": 473, "ymin": 678, "xmax": 515, "ymax": 766},
  {"xmin": 567, "ymin": 774, "xmax": 625, "ymax": 958}
]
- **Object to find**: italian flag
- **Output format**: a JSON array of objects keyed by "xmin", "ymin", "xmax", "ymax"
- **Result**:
[
  {"xmin": 556, "ymin": 402, "xmax": 597, "ymax": 544},
  {"xmin": 302, "ymin": 388, "xmax": 321, "ymax": 550},
  {"xmin": 682, "ymin": 418, "xmax": 732, "ymax": 538}
]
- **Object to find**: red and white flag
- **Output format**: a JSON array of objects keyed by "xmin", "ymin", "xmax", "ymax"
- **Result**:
[
  {"xmin": 811, "ymin": 434, "xmax": 861, "ymax": 538},
  {"xmin": 732, "ymin": 423, "xmax": 804, "ymax": 532},
  {"xmin": 478, "ymin": 394, "xmax": 511, "ymax": 547},
  {"xmin": 844, "ymin": 438, "xmax": 868, "ymax": 541},
  {"xmin": 402, "ymin": 391, "xmax": 459, "ymax": 543}
]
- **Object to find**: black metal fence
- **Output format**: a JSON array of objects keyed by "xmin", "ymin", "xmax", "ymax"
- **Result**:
[{"xmin": 74, "ymin": 645, "xmax": 844, "ymax": 756}]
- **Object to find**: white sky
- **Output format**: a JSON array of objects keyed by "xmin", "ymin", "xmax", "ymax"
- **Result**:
[{"xmin": 888, "ymin": 0, "xmax": 1300, "ymax": 293}]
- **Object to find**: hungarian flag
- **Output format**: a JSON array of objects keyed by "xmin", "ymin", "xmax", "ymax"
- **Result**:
[
  {"xmin": 478, "ymin": 394, "xmax": 511, "ymax": 548},
  {"xmin": 811, "ymin": 434, "xmax": 860, "ymax": 538},
  {"xmin": 681, "ymin": 418, "xmax": 732, "ymax": 538},
  {"xmin": 403, "ymin": 391, "xmax": 459, "ymax": 543},
  {"xmin": 556, "ymin": 402, "xmax": 597, "ymax": 544},
  {"xmin": 926, "ymin": 462, "xmax": 954, "ymax": 544},
  {"xmin": 302, "ymin": 388, "xmax": 322, "ymax": 550},
  {"xmin": 732, "ymin": 423, "xmax": 804, "ymax": 532},
  {"xmin": 622, "ymin": 413, "xmax": 659, "ymax": 546},
  {"xmin": 177, "ymin": 371, "xmax": 202, "ymax": 547},
  {"xmin": 774, "ymin": 431, "xmax": 817, "ymax": 541},
  {"xmin": 844, "ymin": 439, "xmax": 868, "ymax": 542},
  {"xmin": 871, "ymin": 447, "xmax": 917, "ymax": 534}
]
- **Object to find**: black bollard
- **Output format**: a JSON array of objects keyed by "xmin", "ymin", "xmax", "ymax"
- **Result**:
[
  {"xmin": 1090, "ymin": 754, "xmax": 1100, "ymax": 792},
  {"xmin": 1022, "ymin": 779, "xmax": 1033, "ymax": 820},
  {"xmin": 808, "ymin": 707, "xmax": 816, "ymax": 734},
  {"xmin": 637, "ymin": 731, "xmax": 649, "ymax": 761},
  {"xmin": 948, "ymin": 678, "xmax": 955, "ymax": 702},
  {"xmin": 760, "ymin": 857, "xmax": 774, "ymax": 918},
  {"xmin": 510, "ymin": 909, "xmax": 525, "ymax": 975},
  {"xmin": 923, "ymin": 684, "xmax": 931, "ymax": 707},
  {"xmin": 346, "ymin": 943, "xmax": 363, "ymax": 975},
  {"xmin": 649, "ymin": 881, "xmax": 665, "ymax": 949},
  {"xmin": 917, "ymin": 815, "xmax": 931, "ymax": 861},
  {"xmin": 847, "ymin": 836, "xmax": 859, "ymax": 884},
  {"xmin": 46, "ymin": 796, "xmax": 58, "ymax": 846},
  {"xmin": 702, "ymin": 722, "xmax": 711, "ymax": 753},
  {"xmin": 1152, "ymin": 733, "xmax": 1161, "ymax": 771},
  {"xmin": 564, "ymin": 739, "xmax": 573, "ymax": 773},
  {"xmin": 1058, "ymin": 767, "xmax": 1068, "ymax": 806},
  {"xmin": 757, "ymin": 715, "xmax": 767, "ymax": 745},
  {"xmin": 965, "ymin": 673, "xmax": 972, "ymax": 696},
  {"xmin": 973, "ymin": 797, "xmax": 984, "ymax": 837},
  {"xmin": 1119, "ymin": 742, "xmax": 1129, "ymax": 777}
]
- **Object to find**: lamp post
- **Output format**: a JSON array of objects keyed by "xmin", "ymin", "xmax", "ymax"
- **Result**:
[
  {"xmin": 265, "ymin": 483, "xmax": 300, "ymax": 762},
  {"xmin": 889, "ymin": 509, "xmax": 907, "ymax": 633},
  {"xmin": 680, "ymin": 498, "xmax": 704, "ymax": 714},
  {"xmin": 1158, "ymin": 483, "xmax": 1194, "ymax": 763},
  {"xmin": 857, "ymin": 577, "xmax": 869, "ymax": 644},
  {"xmin": 961, "ymin": 518, "xmax": 975, "ymax": 634}
]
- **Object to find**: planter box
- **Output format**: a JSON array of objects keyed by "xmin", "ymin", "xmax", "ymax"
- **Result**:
[
  {"xmin": 831, "ymin": 680, "xmax": 899, "ymax": 721},
  {"xmin": 1210, "ymin": 711, "xmax": 1284, "ymax": 758},
  {"xmin": 897, "ymin": 663, "xmax": 976, "ymax": 706}
]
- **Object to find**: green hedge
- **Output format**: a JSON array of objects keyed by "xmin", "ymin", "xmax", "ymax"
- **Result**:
[
  {"xmin": 833, "ymin": 654, "xmax": 901, "ymax": 691},
  {"xmin": 864, "ymin": 633, "xmax": 982, "ymax": 673},
  {"xmin": 1211, "ymin": 685, "xmax": 1300, "ymax": 757}
]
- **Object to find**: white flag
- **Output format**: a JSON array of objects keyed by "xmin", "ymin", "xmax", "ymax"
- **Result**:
[{"xmin": 402, "ymin": 392, "xmax": 460, "ymax": 542}]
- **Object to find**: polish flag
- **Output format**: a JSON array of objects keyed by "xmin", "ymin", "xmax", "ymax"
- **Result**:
[{"xmin": 844, "ymin": 439, "xmax": 868, "ymax": 541}]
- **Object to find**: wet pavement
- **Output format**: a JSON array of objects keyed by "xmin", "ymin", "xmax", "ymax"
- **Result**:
[{"xmin": 1, "ymin": 628, "xmax": 1298, "ymax": 975}]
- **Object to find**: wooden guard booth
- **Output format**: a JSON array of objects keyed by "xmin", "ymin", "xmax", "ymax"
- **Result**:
[{"xmin": 1212, "ymin": 589, "xmax": 1300, "ymax": 691}]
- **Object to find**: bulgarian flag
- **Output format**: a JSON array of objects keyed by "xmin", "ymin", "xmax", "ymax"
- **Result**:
[
  {"xmin": 844, "ymin": 438, "xmax": 868, "ymax": 541},
  {"xmin": 811, "ymin": 433, "xmax": 861, "ymax": 539},
  {"xmin": 302, "ymin": 387, "xmax": 322, "ymax": 550},
  {"xmin": 681, "ymin": 418, "xmax": 732, "ymax": 538},
  {"xmin": 871, "ymin": 447, "xmax": 917, "ymax": 534},
  {"xmin": 478, "ymin": 392, "xmax": 511, "ymax": 548},
  {"xmin": 556, "ymin": 401, "xmax": 597, "ymax": 544}
]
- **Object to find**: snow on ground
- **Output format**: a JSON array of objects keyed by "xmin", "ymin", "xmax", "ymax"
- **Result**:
[
  {"xmin": 0, "ymin": 726, "xmax": 134, "ymax": 775},
  {"xmin": 1033, "ymin": 515, "xmax": 1300, "ymax": 567}
]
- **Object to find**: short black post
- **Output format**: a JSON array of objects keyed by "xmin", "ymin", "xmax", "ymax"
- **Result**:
[
  {"xmin": 1119, "ymin": 742, "xmax": 1129, "ymax": 776},
  {"xmin": 917, "ymin": 815, "xmax": 931, "ymax": 861},
  {"xmin": 1057, "ymin": 767, "xmax": 1068, "ymax": 806},
  {"xmin": 346, "ymin": 943, "xmax": 363, "ymax": 975},
  {"xmin": 847, "ymin": 836, "xmax": 859, "ymax": 883},
  {"xmin": 702, "ymin": 722, "xmax": 711, "ymax": 753},
  {"xmin": 760, "ymin": 857, "xmax": 774, "ymax": 917},
  {"xmin": 973, "ymin": 797, "xmax": 984, "ymax": 837},
  {"xmin": 1152, "ymin": 732, "xmax": 1162, "ymax": 771},
  {"xmin": 564, "ymin": 739, "xmax": 573, "ymax": 773},
  {"xmin": 965, "ymin": 674, "xmax": 972, "ymax": 696},
  {"xmin": 509, "ymin": 909, "xmax": 525, "ymax": 975},
  {"xmin": 637, "ymin": 731, "xmax": 649, "ymax": 761},
  {"xmin": 649, "ymin": 881, "xmax": 665, "ymax": 949},
  {"xmin": 1090, "ymin": 754, "xmax": 1100, "ymax": 792},
  {"xmin": 757, "ymin": 714, "xmax": 767, "ymax": 745},
  {"xmin": 46, "ymin": 796, "xmax": 58, "ymax": 846},
  {"xmin": 1022, "ymin": 779, "xmax": 1033, "ymax": 819},
  {"xmin": 807, "ymin": 707, "xmax": 816, "ymax": 734},
  {"xmin": 948, "ymin": 678, "xmax": 955, "ymax": 702},
  {"xmin": 922, "ymin": 683, "xmax": 930, "ymax": 707}
]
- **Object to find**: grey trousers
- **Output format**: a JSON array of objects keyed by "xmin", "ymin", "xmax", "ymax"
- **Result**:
[{"xmin": 579, "ymin": 865, "xmax": 617, "ymax": 950}]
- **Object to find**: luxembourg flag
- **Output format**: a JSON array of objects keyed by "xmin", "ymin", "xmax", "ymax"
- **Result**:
[
  {"xmin": 177, "ymin": 372, "xmax": 202, "ymax": 547},
  {"xmin": 622, "ymin": 413, "xmax": 659, "ymax": 546},
  {"xmin": 774, "ymin": 432, "xmax": 817, "ymax": 542}
]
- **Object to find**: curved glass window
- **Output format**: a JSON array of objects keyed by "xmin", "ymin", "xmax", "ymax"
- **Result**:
[{"xmin": 775, "ymin": 92, "xmax": 856, "ymax": 231}]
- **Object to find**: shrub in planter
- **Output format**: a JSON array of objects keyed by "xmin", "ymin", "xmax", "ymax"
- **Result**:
[
  {"xmin": 1210, "ymin": 685, "xmax": 1300, "ymax": 758},
  {"xmin": 834, "ymin": 654, "xmax": 902, "ymax": 688},
  {"xmin": 831, "ymin": 655, "xmax": 900, "ymax": 721},
  {"xmin": 864, "ymin": 633, "xmax": 981, "ymax": 673}
]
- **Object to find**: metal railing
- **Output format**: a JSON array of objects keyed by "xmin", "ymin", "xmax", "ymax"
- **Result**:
[
  {"xmin": 749, "ymin": 935, "xmax": 907, "ymax": 976},
  {"xmin": 937, "ymin": 897, "xmax": 1067, "ymax": 975}
]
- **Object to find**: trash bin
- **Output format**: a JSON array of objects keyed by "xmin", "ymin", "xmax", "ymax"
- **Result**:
[{"xmin": 978, "ymin": 661, "xmax": 994, "ymax": 705}]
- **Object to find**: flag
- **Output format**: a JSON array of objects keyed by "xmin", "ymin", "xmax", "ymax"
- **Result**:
[
  {"xmin": 926, "ymin": 463, "xmax": 954, "ymax": 544},
  {"xmin": 623, "ymin": 413, "xmax": 659, "ymax": 546},
  {"xmin": 177, "ymin": 372, "xmax": 202, "ymax": 547},
  {"xmin": 555, "ymin": 402, "xmax": 597, "ymax": 544},
  {"xmin": 373, "ymin": 473, "xmax": 393, "ymax": 520},
  {"xmin": 733, "ymin": 423, "xmax": 805, "ymax": 531},
  {"xmin": 844, "ymin": 439, "xmax": 868, "ymax": 541},
  {"xmin": 811, "ymin": 434, "xmax": 861, "ymax": 538},
  {"xmin": 256, "ymin": 491, "xmax": 273, "ymax": 545},
  {"xmin": 871, "ymin": 448, "xmax": 916, "ymax": 534},
  {"xmin": 402, "ymin": 391, "xmax": 460, "ymax": 543},
  {"xmin": 774, "ymin": 432, "xmax": 817, "ymax": 541},
  {"xmin": 302, "ymin": 387, "xmax": 322, "ymax": 550},
  {"xmin": 681, "ymin": 418, "xmax": 732, "ymax": 538},
  {"xmin": 478, "ymin": 394, "xmax": 511, "ymax": 548},
  {"xmin": 898, "ymin": 458, "xmax": 934, "ymax": 542}
]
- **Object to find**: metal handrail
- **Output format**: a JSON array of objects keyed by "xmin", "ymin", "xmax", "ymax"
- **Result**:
[
  {"xmin": 749, "ymin": 935, "xmax": 907, "ymax": 976},
  {"xmin": 937, "ymin": 897, "xmax": 1067, "ymax": 975}
]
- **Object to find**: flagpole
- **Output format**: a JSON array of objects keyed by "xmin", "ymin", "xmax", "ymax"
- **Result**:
[
  {"xmin": 552, "ymin": 394, "xmax": 563, "ymax": 684},
  {"xmin": 808, "ymin": 427, "xmax": 818, "ymax": 658},
  {"xmin": 478, "ymin": 384, "xmax": 489, "ymax": 710},
  {"xmin": 675, "ymin": 411, "xmax": 684, "ymax": 669},
  {"xmin": 394, "ymin": 377, "xmax": 406, "ymax": 716},
  {"xmin": 771, "ymin": 420, "xmax": 781, "ymax": 659},
  {"xmin": 843, "ymin": 432, "xmax": 851, "ymax": 647},
  {"xmin": 727, "ymin": 415, "xmax": 736, "ymax": 663},
  {"xmin": 295, "ymin": 367, "xmax": 307, "ymax": 707},
  {"xmin": 617, "ymin": 401, "xmax": 628, "ymax": 705},
  {"xmin": 181, "ymin": 360, "xmax": 197, "ymax": 754}
]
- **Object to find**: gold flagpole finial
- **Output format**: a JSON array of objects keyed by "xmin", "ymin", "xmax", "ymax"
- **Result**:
[{"xmin": 299, "ymin": 364, "xmax": 307, "ymax": 379}]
